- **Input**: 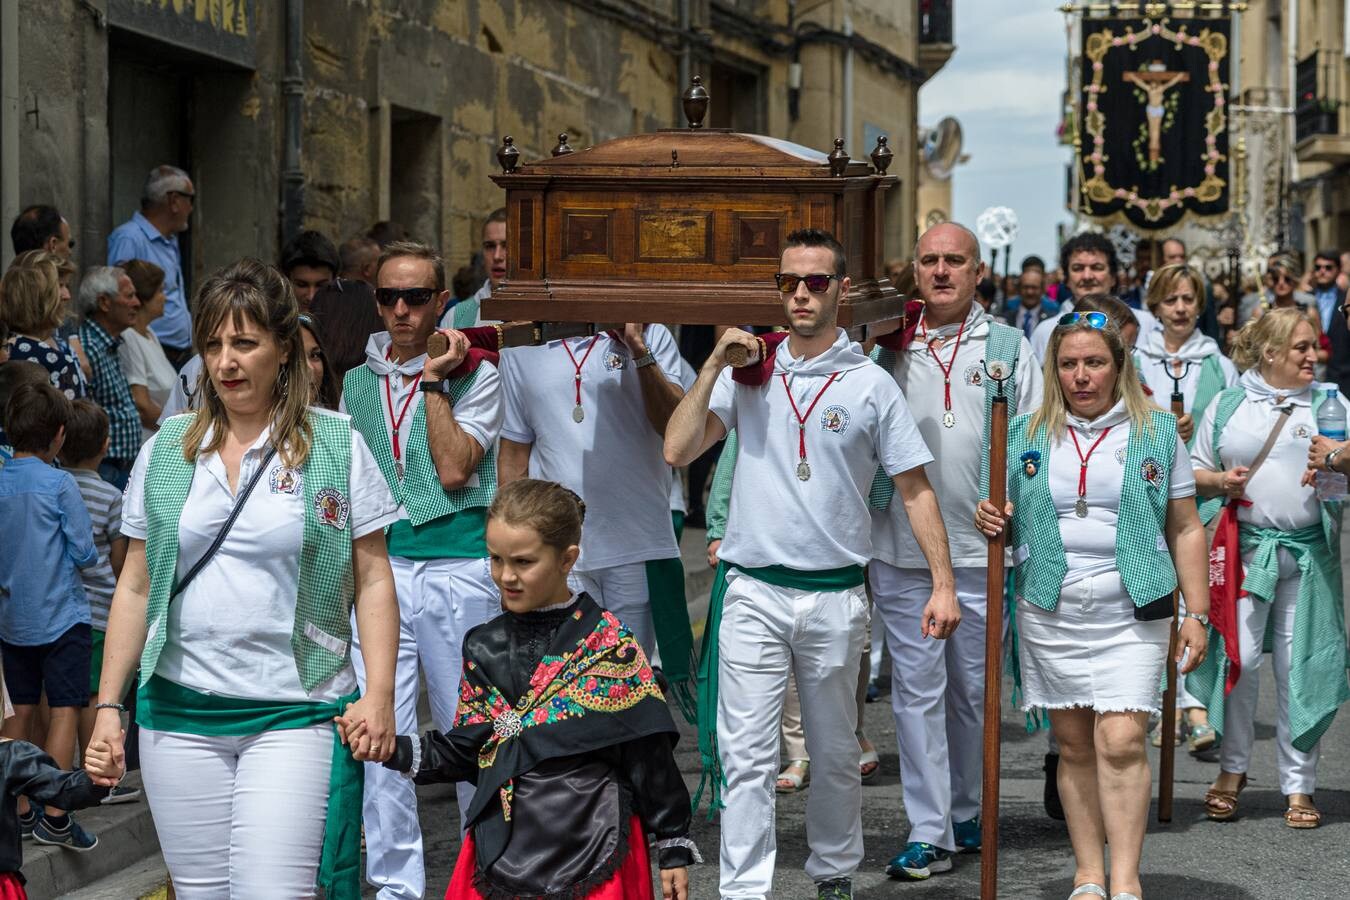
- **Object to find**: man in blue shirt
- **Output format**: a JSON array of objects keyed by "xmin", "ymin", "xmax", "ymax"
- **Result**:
[
  {"xmin": 0, "ymin": 381, "xmax": 100, "ymax": 850},
  {"xmin": 107, "ymin": 165, "xmax": 195, "ymax": 369},
  {"xmin": 1310, "ymin": 248, "xmax": 1346, "ymax": 332}
]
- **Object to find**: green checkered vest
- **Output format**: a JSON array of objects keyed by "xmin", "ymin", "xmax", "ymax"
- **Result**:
[
  {"xmin": 1198, "ymin": 385, "xmax": 1342, "ymax": 536},
  {"xmin": 142, "ymin": 412, "xmax": 355, "ymax": 693},
  {"xmin": 448, "ymin": 296, "xmax": 480, "ymax": 329},
  {"xmin": 867, "ymin": 321, "xmax": 1024, "ymax": 509},
  {"xmin": 1008, "ymin": 409, "xmax": 1179, "ymax": 611},
  {"xmin": 1135, "ymin": 352, "xmax": 1227, "ymax": 449},
  {"xmin": 342, "ymin": 365, "xmax": 497, "ymax": 526}
]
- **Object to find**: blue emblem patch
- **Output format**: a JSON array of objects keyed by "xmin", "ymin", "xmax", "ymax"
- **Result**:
[
  {"xmin": 820, "ymin": 405, "xmax": 850, "ymax": 434},
  {"xmin": 1021, "ymin": 450, "xmax": 1041, "ymax": 478}
]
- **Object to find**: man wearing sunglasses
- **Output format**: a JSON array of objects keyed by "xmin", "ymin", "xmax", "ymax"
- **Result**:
[
  {"xmin": 1309, "ymin": 249, "xmax": 1345, "ymax": 332},
  {"xmin": 666, "ymin": 228, "xmax": 952, "ymax": 900},
  {"xmin": 340, "ymin": 240, "xmax": 505, "ymax": 900},
  {"xmin": 868, "ymin": 222, "xmax": 1043, "ymax": 881}
]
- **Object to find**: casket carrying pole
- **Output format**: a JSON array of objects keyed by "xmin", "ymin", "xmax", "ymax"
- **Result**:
[
  {"xmin": 981, "ymin": 360, "xmax": 1014, "ymax": 900},
  {"xmin": 1157, "ymin": 389, "xmax": 1186, "ymax": 823}
]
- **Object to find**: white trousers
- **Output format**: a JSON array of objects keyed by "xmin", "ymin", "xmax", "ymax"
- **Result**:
[
  {"xmin": 352, "ymin": 554, "xmax": 499, "ymax": 900},
  {"xmin": 717, "ymin": 570, "xmax": 868, "ymax": 898},
  {"xmin": 870, "ymin": 563, "xmax": 988, "ymax": 850},
  {"xmin": 570, "ymin": 561, "xmax": 656, "ymax": 659},
  {"xmin": 1219, "ymin": 547, "xmax": 1320, "ymax": 795},
  {"xmin": 139, "ymin": 724, "xmax": 332, "ymax": 898}
]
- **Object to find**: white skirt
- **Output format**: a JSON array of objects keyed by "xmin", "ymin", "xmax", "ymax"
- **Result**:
[{"xmin": 1017, "ymin": 570, "xmax": 1171, "ymax": 714}]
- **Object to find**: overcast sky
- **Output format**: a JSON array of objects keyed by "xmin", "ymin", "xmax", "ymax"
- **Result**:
[{"xmin": 919, "ymin": 2, "xmax": 1071, "ymax": 272}]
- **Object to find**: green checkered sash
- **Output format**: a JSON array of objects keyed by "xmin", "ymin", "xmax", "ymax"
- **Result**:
[
  {"xmin": 343, "ymin": 365, "xmax": 496, "ymax": 525},
  {"xmin": 143, "ymin": 412, "xmax": 355, "ymax": 693},
  {"xmin": 1008, "ymin": 409, "xmax": 1179, "ymax": 611}
]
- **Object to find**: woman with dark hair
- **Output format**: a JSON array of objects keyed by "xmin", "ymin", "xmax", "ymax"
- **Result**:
[
  {"xmin": 298, "ymin": 314, "xmax": 340, "ymax": 410},
  {"xmin": 119, "ymin": 259, "xmax": 178, "ymax": 441},
  {"xmin": 307, "ymin": 278, "xmax": 385, "ymax": 380},
  {"xmin": 87, "ymin": 258, "xmax": 400, "ymax": 898}
]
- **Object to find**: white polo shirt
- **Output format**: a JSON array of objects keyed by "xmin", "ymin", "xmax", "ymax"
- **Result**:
[
  {"xmin": 871, "ymin": 307, "xmax": 1044, "ymax": 569},
  {"xmin": 498, "ymin": 326, "xmax": 685, "ymax": 570},
  {"xmin": 338, "ymin": 331, "xmax": 504, "ymax": 507},
  {"xmin": 122, "ymin": 409, "xmax": 399, "ymax": 703},
  {"xmin": 1134, "ymin": 328, "xmax": 1238, "ymax": 409},
  {"xmin": 710, "ymin": 329, "xmax": 933, "ymax": 570},
  {"xmin": 1192, "ymin": 375, "xmax": 1323, "ymax": 531}
]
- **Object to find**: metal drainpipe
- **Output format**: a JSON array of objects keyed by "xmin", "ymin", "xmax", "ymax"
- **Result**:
[
  {"xmin": 281, "ymin": 0, "xmax": 304, "ymax": 243},
  {"xmin": 0, "ymin": 1, "xmax": 20, "ymax": 271},
  {"xmin": 678, "ymin": 0, "xmax": 691, "ymax": 122}
]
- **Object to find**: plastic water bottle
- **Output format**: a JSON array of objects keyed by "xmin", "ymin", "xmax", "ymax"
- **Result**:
[{"xmin": 1315, "ymin": 388, "xmax": 1349, "ymax": 501}]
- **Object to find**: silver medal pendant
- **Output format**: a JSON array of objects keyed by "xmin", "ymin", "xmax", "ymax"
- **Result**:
[
  {"xmin": 796, "ymin": 460, "xmax": 811, "ymax": 482},
  {"xmin": 572, "ymin": 404, "xmax": 585, "ymax": 423},
  {"xmin": 395, "ymin": 460, "xmax": 405, "ymax": 480},
  {"xmin": 942, "ymin": 410, "xmax": 956, "ymax": 428},
  {"xmin": 1074, "ymin": 498, "xmax": 1088, "ymax": 518}
]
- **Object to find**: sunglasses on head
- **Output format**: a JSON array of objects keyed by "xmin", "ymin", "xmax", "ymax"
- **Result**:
[
  {"xmin": 375, "ymin": 287, "xmax": 438, "ymax": 307},
  {"xmin": 774, "ymin": 273, "xmax": 841, "ymax": 294},
  {"xmin": 1057, "ymin": 311, "xmax": 1110, "ymax": 330}
]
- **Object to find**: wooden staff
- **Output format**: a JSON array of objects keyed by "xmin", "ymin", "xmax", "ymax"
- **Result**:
[
  {"xmin": 981, "ymin": 361, "xmax": 1013, "ymax": 900},
  {"xmin": 1157, "ymin": 390, "xmax": 1185, "ymax": 823}
]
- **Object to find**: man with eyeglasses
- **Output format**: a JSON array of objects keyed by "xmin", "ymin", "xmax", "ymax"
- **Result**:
[
  {"xmin": 868, "ymin": 222, "xmax": 1042, "ymax": 881},
  {"xmin": 108, "ymin": 165, "xmax": 195, "ymax": 369},
  {"xmin": 666, "ymin": 228, "xmax": 953, "ymax": 900},
  {"xmin": 340, "ymin": 240, "xmax": 504, "ymax": 900}
]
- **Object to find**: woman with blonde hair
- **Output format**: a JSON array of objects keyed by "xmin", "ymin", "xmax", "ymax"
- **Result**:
[
  {"xmin": 86, "ymin": 258, "xmax": 401, "ymax": 898},
  {"xmin": 1, "ymin": 253, "xmax": 85, "ymax": 400},
  {"xmin": 1188, "ymin": 307, "xmax": 1348, "ymax": 830},
  {"xmin": 976, "ymin": 311, "xmax": 1209, "ymax": 900}
]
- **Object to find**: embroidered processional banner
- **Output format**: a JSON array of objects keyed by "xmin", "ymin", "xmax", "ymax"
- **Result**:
[{"xmin": 1078, "ymin": 16, "xmax": 1231, "ymax": 230}]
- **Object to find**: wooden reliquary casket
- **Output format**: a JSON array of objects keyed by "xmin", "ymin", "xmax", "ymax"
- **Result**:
[{"xmin": 483, "ymin": 78, "xmax": 904, "ymax": 334}]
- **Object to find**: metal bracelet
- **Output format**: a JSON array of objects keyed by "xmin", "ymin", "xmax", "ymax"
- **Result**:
[{"xmin": 95, "ymin": 702, "xmax": 127, "ymax": 713}]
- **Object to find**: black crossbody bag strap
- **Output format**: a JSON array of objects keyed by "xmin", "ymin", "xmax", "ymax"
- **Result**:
[{"xmin": 170, "ymin": 447, "xmax": 278, "ymax": 603}]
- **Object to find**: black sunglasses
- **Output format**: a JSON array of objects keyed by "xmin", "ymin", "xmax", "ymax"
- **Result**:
[
  {"xmin": 375, "ymin": 287, "xmax": 437, "ymax": 307},
  {"xmin": 775, "ymin": 273, "xmax": 841, "ymax": 294}
]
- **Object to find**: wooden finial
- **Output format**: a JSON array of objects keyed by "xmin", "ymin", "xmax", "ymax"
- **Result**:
[
  {"xmin": 552, "ymin": 133, "xmax": 574, "ymax": 156},
  {"xmin": 870, "ymin": 135, "xmax": 893, "ymax": 175},
  {"xmin": 497, "ymin": 136, "xmax": 520, "ymax": 173},
  {"xmin": 682, "ymin": 75, "xmax": 710, "ymax": 129},
  {"xmin": 828, "ymin": 138, "xmax": 850, "ymax": 177}
]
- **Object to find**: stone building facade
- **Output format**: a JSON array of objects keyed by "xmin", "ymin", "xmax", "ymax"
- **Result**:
[{"xmin": 0, "ymin": 0, "xmax": 954, "ymax": 292}]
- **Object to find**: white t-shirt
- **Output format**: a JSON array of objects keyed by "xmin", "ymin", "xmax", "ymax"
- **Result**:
[
  {"xmin": 119, "ymin": 328, "xmax": 179, "ymax": 443},
  {"xmin": 338, "ymin": 332, "xmax": 503, "ymax": 512},
  {"xmin": 1037, "ymin": 400, "xmax": 1195, "ymax": 587},
  {"xmin": 710, "ymin": 329, "xmax": 933, "ymax": 570},
  {"xmin": 158, "ymin": 354, "xmax": 202, "ymax": 424},
  {"xmin": 872, "ymin": 309, "xmax": 1044, "ymax": 569},
  {"xmin": 121, "ymin": 409, "xmax": 400, "ymax": 702},
  {"xmin": 499, "ymin": 326, "xmax": 685, "ymax": 570},
  {"xmin": 668, "ymin": 356, "xmax": 697, "ymax": 515},
  {"xmin": 1192, "ymin": 380, "xmax": 1323, "ymax": 531},
  {"xmin": 1030, "ymin": 299, "xmax": 1159, "ymax": 360}
]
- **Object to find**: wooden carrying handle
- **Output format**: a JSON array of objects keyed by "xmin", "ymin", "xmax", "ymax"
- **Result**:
[{"xmin": 725, "ymin": 336, "xmax": 766, "ymax": 368}]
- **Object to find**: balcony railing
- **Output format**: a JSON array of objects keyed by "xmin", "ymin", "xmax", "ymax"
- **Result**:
[
  {"xmin": 1295, "ymin": 50, "xmax": 1341, "ymax": 144},
  {"xmin": 920, "ymin": 0, "xmax": 952, "ymax": 45}
]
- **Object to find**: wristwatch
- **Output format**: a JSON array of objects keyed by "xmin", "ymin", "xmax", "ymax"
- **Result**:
[
  {"xmin": 419, "ymin": 379, "xmax": 451, "ymax": 395},
  {"xmin": 633, "ymin": 350, "xmax": 658, "ymax": 368},
  {"xmin": 1326, "ymin": 447, "xmax": 1343, "ymax": 469},
  {"xmin": 1182, "ymin": 611, "xmax": 1209, "ymax": 627}
]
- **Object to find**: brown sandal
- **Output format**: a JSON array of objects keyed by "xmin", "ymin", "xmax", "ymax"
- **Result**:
[
  {"xmin": 1204, "ymin": 773, "xmax": 1248, "ymax": 821},
  {"xmin": 1284, "ymin": 800, "xmax": 1321, "ymax": 829}
]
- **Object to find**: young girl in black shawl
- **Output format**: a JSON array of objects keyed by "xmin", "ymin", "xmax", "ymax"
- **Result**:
[{"xmin": 348, "ymin": 479, "xmax": 696, "ymax": 900}]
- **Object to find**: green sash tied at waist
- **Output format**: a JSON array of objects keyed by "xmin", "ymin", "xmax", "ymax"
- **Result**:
[
  {"xmin": 1187, "ymin": 523, "xmax": 1349, "ymax": 754},
  {"xmin": 138, "ymin": 676, "xmax": 365, "ymax": 900},
  {"xmin": 691, "ymin": 562, "xmax": 866, "ymax": 816}
]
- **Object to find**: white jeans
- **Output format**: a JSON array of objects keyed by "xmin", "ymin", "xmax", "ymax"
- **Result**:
[
  {"xmin": 570, "ymin": 561, "xmax": 656, "ymax": 659},
  {"xmin": 717, "ymin": 570, "xmax": 868, "ymax": 898},
  {"xmin": 870, "ymin": 563, "xmax": 988, "ymax": 850},
  {"xmin": 352, "ymin": 554, "xmax": 499, "ymax": 900},
  {"xmin": 139, "ymin": 724, "xmax": 332, "ymax": 898},
  {"xmin": 1219, "ymin": 547, "xmax": 1320, "ymax": 795}
]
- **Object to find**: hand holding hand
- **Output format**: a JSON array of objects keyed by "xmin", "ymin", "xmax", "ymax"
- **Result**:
[
  {"xmin": 84, "ymin": 736, "xmax": 125, "ymax": 785},
  {"xmin": 974, "ymin": 499, "xmax": 1013, "ymax": 538},
  {"xmin": 339, "ymin": 694, "xmax": 395, "ymax": 762},
  {"xmin": 661, "ymin": 866, "xmax": 689, "ymax": 900}
]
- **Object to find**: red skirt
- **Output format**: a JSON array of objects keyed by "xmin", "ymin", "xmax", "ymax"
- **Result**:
[
  {"xmin": 445, "ymin": 814, "xmax": 653, "ymax": 900},
  {"xmin": 0, "ymin": 873, "xmax": 26, "ymax": 900}
]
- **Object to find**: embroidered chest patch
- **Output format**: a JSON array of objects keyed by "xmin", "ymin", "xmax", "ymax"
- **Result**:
[
  {"xmin": 1021, "ymin": 450, "xmax": 1041, "ymax": 477},
  {"xmin": 963, "ymin": 364, "xmax": 983, "ymax": 387},
  {"xmin": 603, "ymin": 351, "xmax": 626, "ymax": 371},
  {"xmin": 314, "ymin": 488, "xmax": 350, "ymax": 529},
  {"xmin": 1290, "ymin": 423, "xmax": 1313, "ymax": 440},
  {"xmin": 1140, "ymin": 457, "xmax": 1164, "ymax": 487},
  {"xmin": 1114, "ymin": 446, "xmax": 1128, "ymax": 464},
  {"xmin": 269, "ymin": 466, "xmax": 302, "ymax": 495},
  {"xmin": 820, "ymin": 405, "xmax": 850, "ymax": 434}
]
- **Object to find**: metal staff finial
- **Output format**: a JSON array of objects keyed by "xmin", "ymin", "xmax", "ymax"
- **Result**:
[{"xmin": 982, "ymin": 358, "xmax": 1019, "ymax": 399}]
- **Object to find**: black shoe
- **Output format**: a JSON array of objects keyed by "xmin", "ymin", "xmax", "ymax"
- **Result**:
[
  {"xmin": 817, "ymin": 877, "xmax": 852, "ymax": 899},
  {"xmin": 1044, "ymin": 752, "xmax": 1065, "ymax": 821}
]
